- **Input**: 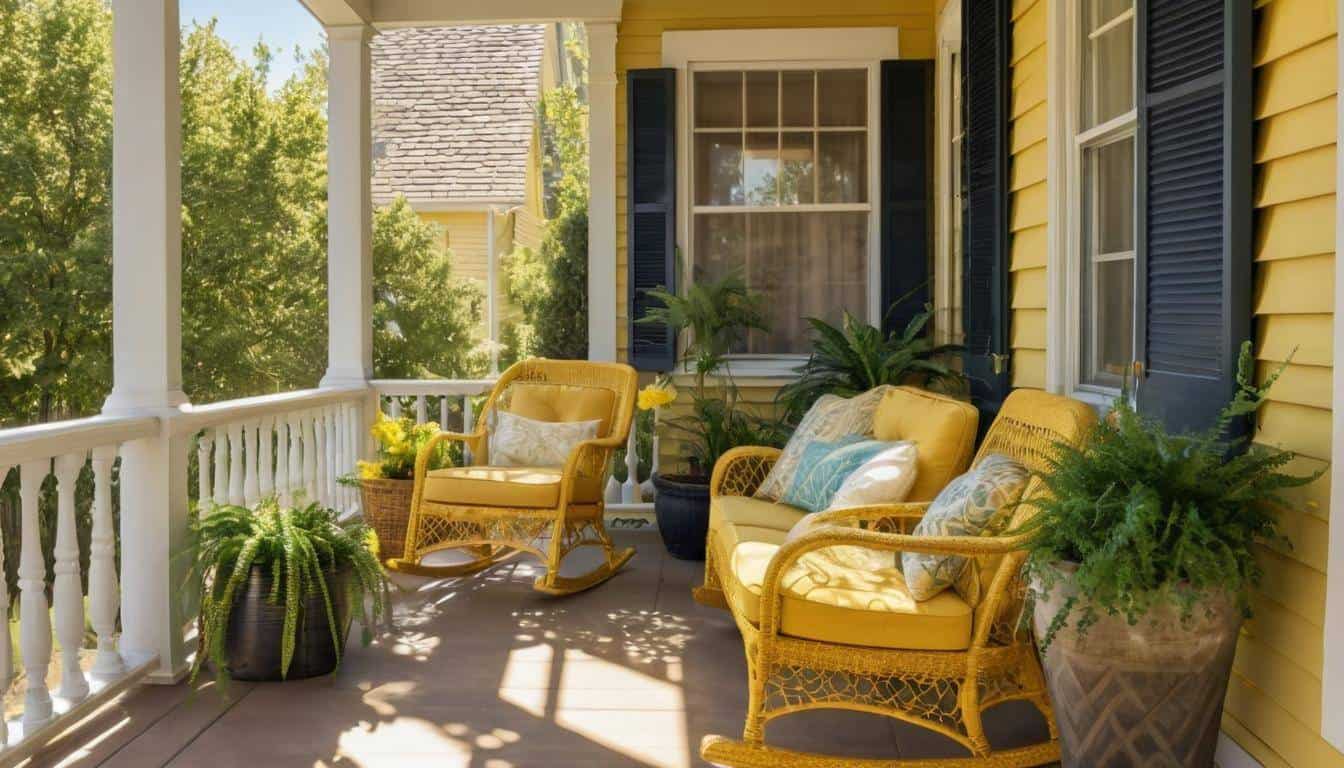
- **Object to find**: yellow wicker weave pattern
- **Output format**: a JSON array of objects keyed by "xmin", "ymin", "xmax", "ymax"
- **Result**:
[
  {"xmin": 392, "ymin": 359, "xmax": 639, "ymax": 594},
  {"xmin": 711, "ymin": 447, "xmax": 781, "ymax": 498}
]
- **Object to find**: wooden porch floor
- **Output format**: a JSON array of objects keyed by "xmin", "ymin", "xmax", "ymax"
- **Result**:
[{"xmin": 20, "ymin": 528, "xmax": 1050, "ymax": 768}]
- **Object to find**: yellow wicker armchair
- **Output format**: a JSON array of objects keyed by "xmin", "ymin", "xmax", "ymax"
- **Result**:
[
  {"xmin": 386, "ymin": 359, "xmax": 639, "ymax": 595},
  {"xmin": 700, "ymin": 389, "xmax": 1097, "ymax": 767}
]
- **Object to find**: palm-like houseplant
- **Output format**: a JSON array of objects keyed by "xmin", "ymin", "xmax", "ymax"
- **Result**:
[
  {"xmin": 637, "ymin": 270, "xmax": 784, "ymax": 558},
  {"xmin": 777, "ymin": 304, "xmax": 964, "ymax": 425},
  {"xmin": 1019, "ymin": 343, "xmax": 1316, "ymax": 766},
  {"xmin": 187, "ymin": 500, "xmax": 387, "ymax": 686}
]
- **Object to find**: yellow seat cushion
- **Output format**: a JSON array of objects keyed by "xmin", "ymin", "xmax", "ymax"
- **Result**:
[
  {"xmin": 872, "ymin": 387, "xmax": 978, "ymax": 502},
  {"xmin": 709, "ymin": 495, "xmax": 809, "ymax": 536},
  {"xmin": 504, "ymin": 383, "xmax": 616, "ymax": 437},
  {"xmin": 422, "ymin": 466, "xmax": 602, "ymax": 509},
  {"xmin": 722, "ymin": 524, "xmax": 973, "ymax": 651}
]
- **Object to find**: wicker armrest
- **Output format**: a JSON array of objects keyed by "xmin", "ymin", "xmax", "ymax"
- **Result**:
[{"xmin": 710, "ymin": 446, "xmax": 782, "ymax": 498}]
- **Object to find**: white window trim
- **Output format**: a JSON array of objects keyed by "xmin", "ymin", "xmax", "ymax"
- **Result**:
[
  {"xmin": 934, "ymin": 3, "xmax": 963, "ymax": 348},
  {"xmin": 1324, "ymin": 0, "xmax": 1344, "ymax": 751},
  {"xmin": 1046, "ymin": 0, "xmax": 1138, "ymax": 410},
  {"xmin": 662, "ymin": 28, "xmax": 899, "ymax": 377}
]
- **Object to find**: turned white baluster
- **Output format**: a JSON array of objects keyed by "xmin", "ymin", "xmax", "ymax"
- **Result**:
[
  {"xmin": 463, "ymin": 395, "xmax": 475, "ymax": 465},
  {"xmin": 325, "ymin": 406, "xmax": 339, "ymax": 506},
  {"xmin": 303, "ymin": 413, "xmax": 319, "ymax": 504},
  {"xmin": 18, "ymin": 460, "xmax": 53, "ymax": 729},
  {"xmin": 228, "ymin": 423, "xmax": 245, "ymax": 506},
  {"xmin": 0, "ymin": 468, "xmax": 11, "ymax": 746},
  {"xmin": 439, "ymin": 396, "xmax": 449, "ymax": 429},
  {"xmin": 313, "ymin": 411, "xmax": 328, "ymax": 507},
  {"xmin": 275, "ymin": 418, "xmax": 291, "ymax": 506},
  {"xmin": 53, "ymin": 453, "xmax": 89, "ymax": 702},
  {"xmin": 89, "ymin": 446, "xmax": 123, "ymax": 682},
  {"xmin": 196, "ymin": 433, "xmax": 213, "ymax": 506},
  {"xmin": 415, "ymin": 395, "xmax": 428, "ymax": 425},
  {"xmin": 243, "ymin": 420, "xmax": 260, "ymax": 507},
  {"xmin": 345, "ymin": 403, "xmax": 360, "ymax": 512},
  {"xmin": 388, "ymin": 397, "xmax": 402, "ymax": 420},
  {"xmin": 212, "ymin": 425, "xmax": 228, "ymax": 505},
  {"xmin": 622, "ymin": 428, "xmax": 641, "ymax": 503},
  {"xmin": 288, "ymin": 414, "xmax": 305, "ymax": 504},
  {"xmin": 259, "ymin": 415, "xmax": 275, "ymax": 499}
]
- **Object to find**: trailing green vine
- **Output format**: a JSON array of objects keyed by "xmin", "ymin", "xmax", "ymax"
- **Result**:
[{"xmin": 186, "ymin": 500, "xmax": 387, "ymax": 687}]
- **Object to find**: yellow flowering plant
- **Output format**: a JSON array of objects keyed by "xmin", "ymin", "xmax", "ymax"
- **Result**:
[
  {"xmin": 636, "ymin": 378, "xmax": 677, "ymax": 412},
  {"xmin": 353, "ymin": 412, "xmax": 451, "ymax": 481}
]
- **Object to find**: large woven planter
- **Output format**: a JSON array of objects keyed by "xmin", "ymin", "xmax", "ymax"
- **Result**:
[
  {"xmin": 360, "ymin": 477, "xmax": 414, "ymax": 559},
  {"xmin": 1032, "ymin": 565, "xmax": 1241, "ymax": 767},
  {"xmin": 225, "ymin": 565, "xmax": 352, "ymax": 681}
]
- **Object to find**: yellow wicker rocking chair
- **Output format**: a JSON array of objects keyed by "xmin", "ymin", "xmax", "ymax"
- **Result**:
[
  {"xmin": 699, "ymin": 389, "xmax": 1096, "ymax": 767},
  {"xmin": 387, "ymin": 359, "xmax": 639, "ymax": 595}
]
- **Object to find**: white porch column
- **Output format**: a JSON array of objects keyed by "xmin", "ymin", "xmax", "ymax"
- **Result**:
[
  {"xmin": 586, "ymin": 21, "xmax": 619, "ymax": 362},
  {"xmin": 321, "ymin": 24, "xmax": 375, "ymax": 388},
  {"xmin": 105, "ymin": 0, "xmax": 190, "ymax": 683}
]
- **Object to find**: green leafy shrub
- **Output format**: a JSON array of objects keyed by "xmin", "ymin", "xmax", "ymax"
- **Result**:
[
  {"xmin": 777, "ymin": 305, "xmax": 965, "ymax": 425},
  {"xmin": 187, "ymin": 501, "xmax": 386, "ymax": 686},
  {"xmin": 1021, "ymin": 343, "xmax": 1319, "ymax": 648}
]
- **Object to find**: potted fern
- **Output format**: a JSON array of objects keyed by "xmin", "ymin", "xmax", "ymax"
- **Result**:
[
  {"xmin": 637, "ymin": 270, "xmax": 784, "ymax": 559},
  {"xmin": 188, "ymin": 500, "xmax": 387, "ymax": 684},
  {"xmin": 1021, "ymin": 344, "xmax": 1316, "ymax": 767},
  {"xmin": 777, "ymin": 304, "xmax": 965, "ymax": 425}
]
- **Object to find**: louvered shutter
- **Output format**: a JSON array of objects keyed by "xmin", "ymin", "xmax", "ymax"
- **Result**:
[
  {"xmin": 961, "ymin": 0, "xmax": 1011, "ymax": 422},
  {"xmin": 880, "ymin": 60, "xmax": 934, "ymax": 335},
  {"xmin": 626, "ymin": 69, "xmax": 677, "ymax": 371},
  {"xmin": 1135, "ymin": 0, "xmax": 1252, "ymax": 432}
]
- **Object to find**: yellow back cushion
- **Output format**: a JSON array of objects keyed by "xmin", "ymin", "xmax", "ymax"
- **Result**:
[
  {"xmin": 872, "ymin": 387, "xmax": 978, "ymax": 501},
  {"xmin": 504, "ymin": 383, "xmax": 616, "ymax": 438}
]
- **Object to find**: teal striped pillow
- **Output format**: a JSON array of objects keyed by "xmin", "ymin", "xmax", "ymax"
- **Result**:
[{"xmin": 780, "ymin": 438, "xmax": 898, "ymax": 514}]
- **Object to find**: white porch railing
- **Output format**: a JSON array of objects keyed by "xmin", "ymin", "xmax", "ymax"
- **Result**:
[
  {"xmin": 173, "ymin": 386, "xmax": 370, "ymax": 518},
  {"xmin": 0, "ymin": 415, "xmax": 161, "ymax": 760}
]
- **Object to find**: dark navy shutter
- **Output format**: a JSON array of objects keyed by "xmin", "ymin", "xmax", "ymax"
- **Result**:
[
  {"xmin": 879, "ymin": 60, "xmax": 934, "ymax": 335},
  {"xmin": 961, "ymin": 0, "xmax": 1012, "ymax": 422},
  {"xmin": 626, "ymin": 68, "xmax": 677, "ymax": 371},
  {"xmin": 1135, "ymin": 0, "xmax": 1252, "ymax": 432}
]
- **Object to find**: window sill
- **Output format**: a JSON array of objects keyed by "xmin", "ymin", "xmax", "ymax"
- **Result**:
[{"xmin": 671, "ymin": 358, "xmax": 805, "ymax": 388}]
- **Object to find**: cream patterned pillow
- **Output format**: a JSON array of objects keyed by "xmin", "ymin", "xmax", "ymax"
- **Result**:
[
  {"xmin": 902, "ymin": 454, "xmax": 1029, "ymax": 601},
  {"xmin": 754, "ymin": 386, "xmax": 894, "ymax": 502},
  {"xmin": 488, "ymin": 411, "xmax": 600, "ymax": 468}
]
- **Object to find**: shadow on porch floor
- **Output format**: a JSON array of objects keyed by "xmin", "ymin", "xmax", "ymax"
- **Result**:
[{"xmin": 21, "ymin": 529, "xmax": 1050, "ymax": 768}]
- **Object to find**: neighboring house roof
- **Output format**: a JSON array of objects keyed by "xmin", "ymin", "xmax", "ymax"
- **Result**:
[{"xmin": 371, "ymin": 25, "xmax": 545, "ymax": 207}]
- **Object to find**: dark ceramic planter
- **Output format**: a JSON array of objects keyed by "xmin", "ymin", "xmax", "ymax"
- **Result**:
[
  {"xmin": 652, "ymin": 472, "xmax": 712, "ymax": 560},
  {"xmin": 225, "ymin": 565, "xmax": 353, "ymax": 681}
]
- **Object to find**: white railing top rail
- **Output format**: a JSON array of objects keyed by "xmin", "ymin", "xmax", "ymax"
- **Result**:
[
  {"xmin": 370, "ymin": 378, "xmax": 496, "ymax": 397},
  {"xmin": 166, "ymin": 385, "xmax": 369, "ymax": 437},
  {"xmin": 0, "ymin": 415, "xmax": 159, "ymax": 467}
]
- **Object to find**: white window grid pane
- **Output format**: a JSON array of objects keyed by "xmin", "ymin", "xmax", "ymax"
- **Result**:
[{"xmin": 689, "ymin": 66, "xmax": 872, "ymax": 354}]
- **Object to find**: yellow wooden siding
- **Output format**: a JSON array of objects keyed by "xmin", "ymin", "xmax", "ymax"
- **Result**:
[
  {"xmin": 1008, "ymin": 0, "xmax": 1047, "ymax": 390},
  {"xmin": 614, "ymin": 0, "xmax": 936, "ymax": 363},
  {"xmin": 419, "ymin": 210, "xmax": 513, "ymax": 339},
  {"xmin": 1230, "ymin": 1, "xmax": 1342, "ymax": 764}
]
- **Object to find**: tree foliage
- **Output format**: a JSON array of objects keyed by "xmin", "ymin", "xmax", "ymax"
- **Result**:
[{"xmin": 504, "ymin": 84, "xmax": 589, "ymax": 361}]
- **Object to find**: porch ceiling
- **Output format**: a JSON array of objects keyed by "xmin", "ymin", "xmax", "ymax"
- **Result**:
[{"xmin": 299, "ymin": 0, "xmax": 623, "ymax": 28}]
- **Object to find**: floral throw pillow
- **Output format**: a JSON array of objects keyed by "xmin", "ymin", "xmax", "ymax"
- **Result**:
[
  {"xmin": 902, "ymin": 454, "xmax": 1029, "ymax": 601},
  {"xmin": 488, "ymin": 410, "xmax": 600, "ymax": 468},
  {"xmin": 754, "ymin": 386, "xmax": 894, "ymax": 502}
]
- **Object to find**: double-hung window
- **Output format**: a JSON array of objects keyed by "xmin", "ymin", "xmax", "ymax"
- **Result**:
[
  {"xmin": 690, "ymin": 67, "xmax": 874, "ymax": 356},
  {"xmin": 1070, "ymin": 0, "xmax": 1138, "ymax": 394}
]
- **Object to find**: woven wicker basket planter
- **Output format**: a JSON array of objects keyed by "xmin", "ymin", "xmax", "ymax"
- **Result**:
[
  {"xmin": 360, "ymin": 477, "xmax": 414, "ymax": 559},
  {"xmin": 1033, "ymin": 566, "xmax": 1241, "ymax": 768}
]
